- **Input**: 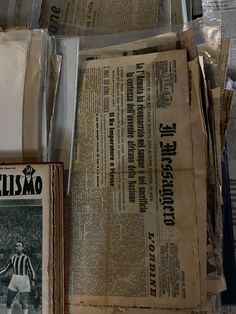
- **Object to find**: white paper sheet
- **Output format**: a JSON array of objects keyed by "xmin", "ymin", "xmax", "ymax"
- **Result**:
[{"xmin": 0, "ymin": 40, "xmax": 28, "ymax": 160}]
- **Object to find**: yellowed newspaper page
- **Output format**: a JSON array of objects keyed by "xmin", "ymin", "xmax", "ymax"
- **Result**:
[
  {"xmin": 67, "ymin": 49, "xmax": 200, "ymax": 309},
  {"xmin": 81, "ymin": 37, "xmax": 207, "ymax": 306},
  {"xmin": 41, "ymin": 0, "xmax": 160, "ymax": 35}
]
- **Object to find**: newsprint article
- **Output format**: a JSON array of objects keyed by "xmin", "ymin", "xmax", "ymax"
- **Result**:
[{"xmin": 67, "ymin": 49, "xmax": 201, "ymax": 311}]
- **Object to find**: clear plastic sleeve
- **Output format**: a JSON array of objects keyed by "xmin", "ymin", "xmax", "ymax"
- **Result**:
[
  {"xmin": 40, "ymin": 0, "xmax": 192, "ymax": 36},
  {"xmin": 193, "ymin": 16, "xmax": 223, "ymax": 90},
  {"xmin": 0, "ymin": 0, "xmax": 42, "ymax": 30}
]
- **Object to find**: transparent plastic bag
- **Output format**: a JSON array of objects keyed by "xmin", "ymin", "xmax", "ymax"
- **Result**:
[
  {"xmin": 0, "ymin": 0, "xmax": 42, "ymax": 30},
  {"xmin": 41, "ymin": 0, "xmax": 191, "ymax": 36},
  {"xmin": 193, "ymin": 16, "xmax": 223, "ymax": 90}
]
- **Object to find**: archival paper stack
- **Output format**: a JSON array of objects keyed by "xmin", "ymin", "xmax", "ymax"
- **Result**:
[
  {"xmin": 0, "ymin": 163, "xmax": 64, "ymax": 314},
  {"xmin": 74, "ymin": 49, "xmax": 200, "ymax": 308},
  {"xmin": 0, "ymin": 1, "xmax": 235, "ymax": 313},
  {"xmin": 64, "ymin": 25, "xmax": 233, "ymax": 313}
]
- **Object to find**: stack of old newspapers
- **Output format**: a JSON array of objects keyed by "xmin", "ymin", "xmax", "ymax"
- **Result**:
[
  {"xmin": 65, "ymin": 24, "xmax": 233, "ymax": 314},
  {"xmin": 202, "ymin": 0, "xmax": 236, "ymax": 311},
  {"xmin": 2, "ymin": 1, "xmax": 235, "ymax": 314}
]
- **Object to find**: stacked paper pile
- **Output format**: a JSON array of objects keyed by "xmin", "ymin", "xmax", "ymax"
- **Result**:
[
  {"xmin": 66, "ymin": 23, "xmax": 233, "ymax": 314},
  {"xmin": 3, "ymin": 1, "xmax": 236, "ymax": 314}
]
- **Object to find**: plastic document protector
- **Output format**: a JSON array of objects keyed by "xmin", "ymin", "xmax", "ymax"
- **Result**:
[{"xmin": 0, "ymin": 40, "xmax": 28, "ymax": 159}]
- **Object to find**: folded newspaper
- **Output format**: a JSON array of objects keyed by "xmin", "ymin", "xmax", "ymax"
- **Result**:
[
  {"xmin": 66, "ymin": 34, "xmax": 195, "ymax": 313},
  {"xmin": 65, "ymin": 23, "xmax": 233, "ymax": 314}
]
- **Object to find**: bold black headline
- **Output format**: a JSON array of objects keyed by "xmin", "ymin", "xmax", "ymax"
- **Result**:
[
  {"xmin": 127, "ymin": 63, "xmax": 148, "ymax": 213},
  {"xmin": 159, "ymin": 123, "xmax": 177, "ymax": 226}
]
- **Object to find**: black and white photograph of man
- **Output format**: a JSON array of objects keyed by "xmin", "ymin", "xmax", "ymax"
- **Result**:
[
  {"xmin": 0, "ymin": 204, "xmax": 42, "ymax": 314},
  {"xmin": 0, "ymin": 242, "xmax": 35, "ymax": 314}
]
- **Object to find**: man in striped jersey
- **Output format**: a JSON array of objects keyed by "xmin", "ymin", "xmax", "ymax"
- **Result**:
[{"xmin": 0, "ymin": 241, "xmax": 36, "ymax": 314}]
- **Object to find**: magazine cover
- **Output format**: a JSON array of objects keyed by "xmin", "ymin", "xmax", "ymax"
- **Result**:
[{"xmin": 0, "ymin": 164, "xmax": 51, "ymax": 314}]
